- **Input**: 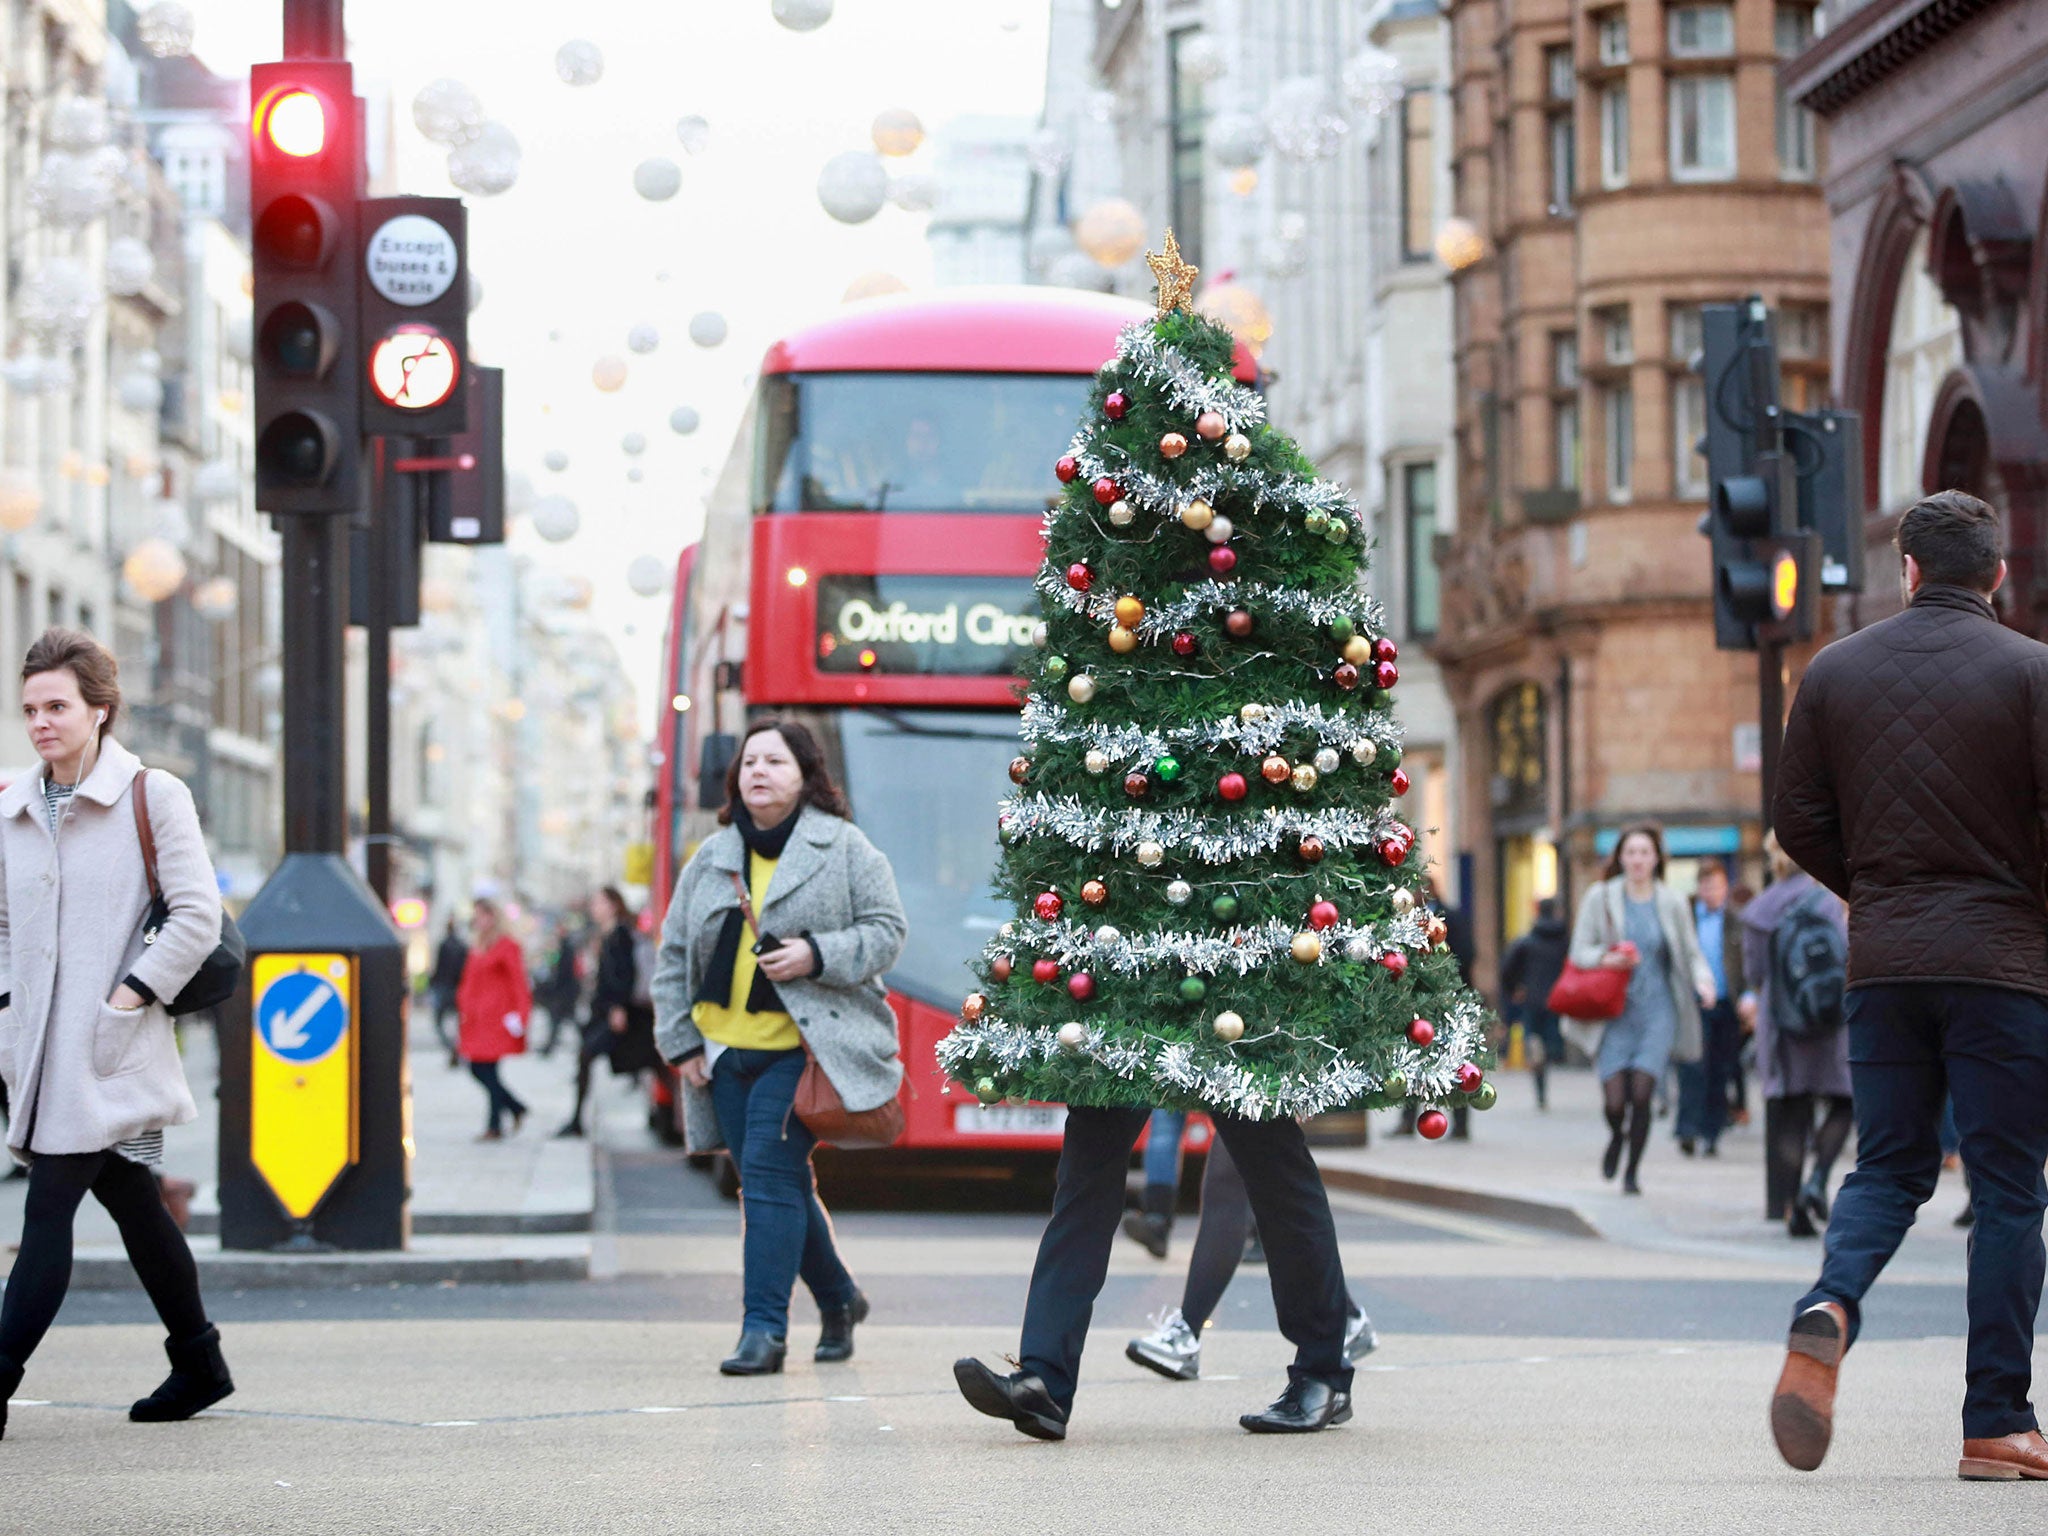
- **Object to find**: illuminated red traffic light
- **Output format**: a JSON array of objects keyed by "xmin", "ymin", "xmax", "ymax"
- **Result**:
[{"xmin": 254, "ymin": 86, "xmax": 328, "ymax": 158}]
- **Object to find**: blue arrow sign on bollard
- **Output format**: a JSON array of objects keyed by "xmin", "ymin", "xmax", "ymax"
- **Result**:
[{"xmin": 258, "ymin": 971, "xmax": 349, "ymax": 1064}]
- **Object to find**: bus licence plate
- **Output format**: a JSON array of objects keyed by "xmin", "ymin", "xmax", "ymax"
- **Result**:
[{"xmin": 953, "ymin": 1104, "xmax": 1067, "ymax": 1137}]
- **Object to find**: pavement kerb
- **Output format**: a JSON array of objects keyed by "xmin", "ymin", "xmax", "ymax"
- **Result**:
[{"xmin": 1317, "ymin": 1161, "xmax": 1605, "ymax": 1239}]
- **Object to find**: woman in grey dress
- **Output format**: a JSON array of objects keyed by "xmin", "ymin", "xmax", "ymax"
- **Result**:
[{"xmin": 1568, "ymin": 824, "xmax": 1717, "ymax": 1194}]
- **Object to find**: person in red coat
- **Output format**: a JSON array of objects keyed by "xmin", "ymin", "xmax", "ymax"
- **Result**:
[{"xmin": 457, "ymin": 898, "xmax": 531, "ymax": 1141}]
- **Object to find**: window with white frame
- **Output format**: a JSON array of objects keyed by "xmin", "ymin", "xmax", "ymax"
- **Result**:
[
  {"xmin": 1881, "ymin": 230, "xmax": 1963, "ymax": 508},
  {"xmin": 1597, "ymin": 10, "xmax": 1630, "ymax": 64},
  {"xmin": 1599, "ymin": 84, "xmax": 1629, "ymax": 188},
  {"xmin": 1669, "ymin": 73, "xmax": 1736, "ymax": 181},
  {"xmin": 1404, "ymin": 462, "xmax": 1440, "ymax": 637},
  {"xmin": 1672, "ymin": 374, "xmax": 1708, "ymax": 498},
  {"xmin": 1604, "ymin": 383, "xmax": 1634, "ymax": 501},
  {"xmin": 1546, "ymin": 44, "xmax": 1576, "ymax": 214},
  {"xmin": 1600, "ymin": 308, "xmax": 1634, "ymax": 364},
  {"xmin": 1669, "ymin": 303, "xmax": 1705, "ymax": 364},
  {"xmin": 1547, "ymin": 44, "xmax": 1577, "ymax": 101},
  {"xmin": 1552, "ymin": 332, "xmax": 1582, "ymax": 490},
  {"xmin": 1776, "ymin": 5, "xmax": 1818, "ymax": 179},
  {"xmin": 1667, "ymin": 3, "xmax": 1735, "ymax": 56}
]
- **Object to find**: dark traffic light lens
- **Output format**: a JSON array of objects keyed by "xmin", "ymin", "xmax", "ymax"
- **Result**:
[
  {"xmin": 260, "ymin": 302, "xmax": 328, "ymax": 377},
  {"xmin": 254, "ymin": 194, "xmax": 329, "ymax": 268},
  {"xmin": 258, "ymin": 411, "xmax": 335, "ymax": 486}
]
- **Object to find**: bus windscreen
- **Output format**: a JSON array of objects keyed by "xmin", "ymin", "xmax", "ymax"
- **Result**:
[{"xmin": 756, "ymin": 372, "xmax": 1095, "ymax": 513}]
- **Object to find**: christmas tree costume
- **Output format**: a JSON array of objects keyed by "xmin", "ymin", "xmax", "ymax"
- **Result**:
[{"xmin": 948, "ymin": 234, "xmax": 1492, "ymax": 1440}]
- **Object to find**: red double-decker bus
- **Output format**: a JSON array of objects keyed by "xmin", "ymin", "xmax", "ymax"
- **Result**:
[{"xmin": 650, "ymin": 286, "xmax": 1255, "ymax": 1166}]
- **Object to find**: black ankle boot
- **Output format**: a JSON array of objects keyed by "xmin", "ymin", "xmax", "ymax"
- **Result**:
[
  {"xmin": 1120, "ymin": 1183, "xmax": 1175, "ymax": 1259},
  {"xmin": 1, "ymin": 1354, "xmax": 23, "ymax": 1441},
  {"xmin": 130, "ymin": 1325, "xmax": 234, "ymax": 1422},
  {"xmin": 816, "ymin": 1291, "xmax": 870, "ymax": 1363},
  {"xmin": 719, "ymin": 1331, "xmax": 787, "ymax": 1376}
]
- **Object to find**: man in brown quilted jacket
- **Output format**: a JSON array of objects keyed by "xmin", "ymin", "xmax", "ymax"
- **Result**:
[{"xmin": 1769, "ymin": 489, "xmax": 2048, "ymax": 1481}]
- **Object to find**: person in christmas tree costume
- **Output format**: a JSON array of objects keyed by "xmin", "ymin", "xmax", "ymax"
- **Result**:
[{"xmin": 945, "ymin": 233, "xmax": 1492, "ymax": 1440}]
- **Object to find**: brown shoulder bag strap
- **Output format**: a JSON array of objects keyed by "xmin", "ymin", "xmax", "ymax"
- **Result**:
[
  {"xmin": 726, "ymin": 868, "xmax": 758, "ymax": 938},
  {"xmin": 130, "ymin": 768, "xmax": 164, "ymax": 904}
]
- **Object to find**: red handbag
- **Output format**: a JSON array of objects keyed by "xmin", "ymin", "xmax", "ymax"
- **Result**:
[{"xmin": 1546, "ymin": 961, "xmax": 1629, "ymax": 1020}]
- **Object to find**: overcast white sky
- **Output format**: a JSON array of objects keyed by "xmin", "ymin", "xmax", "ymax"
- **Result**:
[{"xmin": 196, "ymin": 0, "xmax": 1053, "ymax": 722}]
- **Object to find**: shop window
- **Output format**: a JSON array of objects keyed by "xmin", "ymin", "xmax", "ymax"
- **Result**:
[{"xmin": 1881, "ymin": 229, "xmax": 1963, "ymax": 510}]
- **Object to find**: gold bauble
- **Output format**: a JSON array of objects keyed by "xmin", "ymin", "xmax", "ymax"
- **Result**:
[
  {"xmin": 122, "ymin": 537, "xmax": 187, "ymax": 603},
  {"xmin": 1114, "ymin": 595, "xmax": 1145, "ymax": 627},
  {"xmin": 1290, "ymin": 931, "xmax": 1323, "ymax": 964},
  {"xmin": 1108, "ymin": 499, "xmax": 1135, "ymax": 527},
  {"xmin": 1179, "ymin": 499, "xmax": 1215, "ymax": 531},
  {"xmin": 871, "ymin": 106, "xmax": 925, "ymax": 157},
  {"xmin": 1073, "ymin": 197, "xmax": 1148, "ymax": 268},
  {"xmin": 1291, "ymin": 764, "xmax": 1318, "ymax": 792},
  {"xmin": 1159, "ymin": 432, "xmax": 1188, "ymax": 459},
  {"xmin": 1261, "ymin": 755, "xmax": 1291, "ymax": 784},
  {"xmin": 1342, "ymin": 636, "xmax": 1374, "ymax": 666},
  {"xmin": 1107, "ymin": 625, "xmax": 1138, "ymax": 654},
  {"xmin": 961, "ymin": 992, "xmax": 988, "ymax": 1023},
  {"xmin": 1351, "ymin": 737, "xmax": 1378, "ymax": 766},
  {"xmin": 1391, "ymin": 889, "xmax": 1416, "ymax": 916},
  {"xmin": 1224, "ymin": 432, "xmax": 1252, "ymax": 462},
  {"xmin": 1057, "ymin": 1021, "xmax": 1089, "ymax": 1052},
  {"xmin": 1136, "ymin": 840, "xmax": 1166, "ymax": 868},
  {"xmin": 1240, "ymin": 703, "xmax": 1267, "ymax": 724},
  {"xmin": 1085, "ymin": 748, "xmax": 1111, "ymax": 774},
  {"xmin": 1212, "ymin": 1010, "xmax": 1246, "ymax": 1043},
  {"xmin": 1067, "ymin": 673, "xmax": 1098, "ymax": 704}
]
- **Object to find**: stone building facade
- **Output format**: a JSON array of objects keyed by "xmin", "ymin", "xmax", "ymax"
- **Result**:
[{"xmin": 1438, "ymin": 0, "xmax": 1833, "ymax": 983}]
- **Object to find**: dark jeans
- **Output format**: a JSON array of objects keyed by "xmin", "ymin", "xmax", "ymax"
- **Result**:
[
  {"xmin": 1140, "ymin": 1108, "xmax": 1187, "ymax": 1194},
  {"xmin": 469, "ymin": 1061, "xmax": 529, "ymax": 1135},
  {"xmin": 1795, "ymin": 982, "xmax": 2048, "ymax": 1438},
  {"xmin": 1676, "ymin": 1001, "xmax": 1741, "ymax": 1146},
  {"xmin": 0, "ymin": 1151, "xmax": 209, "ymax": 1366},
  {"xmin": 1019, "ymin": 1105, "xmax": 1350, "ymax": 1413},
  {"xmin": 709, "ymin": 1046, "xmax": 857, "ymax": 1337},
  {"xmin": 429, "ymin": 988, "xmax": 457, "ymax": 1052}
]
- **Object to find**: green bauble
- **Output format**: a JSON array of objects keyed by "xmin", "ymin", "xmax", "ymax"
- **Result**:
[
  {"xmin": 974, "ymin": 1077, "xmax": 1001, "ymax": 1104},
  {"xmin": 1367, "ymin": 688, "xmax": 1392, "ymax": 709},
  {"xmin": 1304, "ymin": 510, "xmax": 1329, "ymax": 535},
  {"xmin": 1178, "ymin": 976, "xmax": 1208, "ymax": 1004},
  {"xmin": 1382, "ymin": 741, "xmax": 1403, "ymax": 769},
  {"xmin": 1211, "ymin": 893, "xmax": 1241, "ymax": 922},
  {"xmin": 1472, "ymin": 1082, "xmax": 1499, "ymax": 1111},
  {"xmin": 1154, "ymin": 754, "xmax": 1183, "ymax": 782},
  {"xmin": 1329, "ymin": 616, "xmax": 1355, "ymax": 645},
  {"xmin": 1323, "ymin": 521, "xmax": 1349, "ymax": 545},
  {"xmin": 1044, "ymin": 655, "xmax": 1069, "ymax": 682},
  {"xmin": 1382, "ymin": 1073, "xmax": 1408, "ymax": 1101}
]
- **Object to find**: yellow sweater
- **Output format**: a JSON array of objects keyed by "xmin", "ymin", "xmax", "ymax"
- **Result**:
[{"xmin": 691, "ymin": 854, "xmax": 800, "ymax": 1051}]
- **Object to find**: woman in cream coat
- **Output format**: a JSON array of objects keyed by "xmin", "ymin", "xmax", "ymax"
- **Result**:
[
  {"xmin": 1570, "ymin": 822, "xmax": 1717, "ymax": 1195},
  {"xmin": 0, "ymin": 630, "xmax": 232, "ymax": 1441}
]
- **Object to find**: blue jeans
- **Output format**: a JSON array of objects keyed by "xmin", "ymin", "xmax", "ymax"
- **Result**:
[
  {"xmin": 1796, "ymin": 983, "xmax": 2048, "ymax": 1438},
  {"xmin": 1676, "ymin": 1001, "xmax": 1739, "ymax": 1146},
  {"xmin": 709, "ymin": 1046, "xmax": 858, "ymax": 1338},
  {"xmin": 1141, "ymin": 1109, "xmax": 1187, "ymax": 1193}
]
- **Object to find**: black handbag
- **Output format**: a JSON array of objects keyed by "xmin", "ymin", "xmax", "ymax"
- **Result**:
[{"xmin": 133, "ymin": 770, "xmax": 246, "ymax": 1015}]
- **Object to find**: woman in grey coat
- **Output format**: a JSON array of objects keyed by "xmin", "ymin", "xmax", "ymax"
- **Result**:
[
  {"xmin": 1740, "ymin": 831, "xmax": 1852, "ymax": 1239},
  {"xmin": 0, "ymin": 630, "xmax": 232, "ymax": 1440},
  {"xmin": 1569, "ymin": 822, "xmax": 1717, "ymax": 1195},
  {"xmin": 653, "ymin": 717, "xmax": 907, "ymax": 1378}
]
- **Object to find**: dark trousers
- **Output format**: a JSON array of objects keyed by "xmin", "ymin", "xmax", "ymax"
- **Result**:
[
  {"xmin": 1676, "ymin": 1001, "xmax": 1741, "ymax": 1146},
  {"xmin": 1019, "ymin": 1105, "xmax": 1350, "ymax": 1413},
  {"xmin": 468, "ymin": 1061, "xmax": 529, "ymax": 1135},
  {"xmin": 0, "ymin": 1151, "xmax": 209, "ymax": 1366},
  {"xmin": 1796, "ymin": 982, "xmax": 2048, "ymax": 1438},
  {"xmin": 709, "ymin": 1046, "xmax": 858, "ymax": 1337}
]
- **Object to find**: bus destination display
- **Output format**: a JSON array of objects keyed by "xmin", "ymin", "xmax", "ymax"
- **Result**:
[{"xmin": 814, "ymin": 574, "xmax": 1039, "ymax": 677}]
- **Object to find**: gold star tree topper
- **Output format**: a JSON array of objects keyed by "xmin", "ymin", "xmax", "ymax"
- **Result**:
[{"xmin": 1146, "ymin": 229, "xmax": 1199, "ymax": 317}]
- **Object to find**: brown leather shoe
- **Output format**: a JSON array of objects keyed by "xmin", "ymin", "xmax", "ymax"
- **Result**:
[
  {"xmin": 1772, "ymin": 1302, "xmax": 1847, "ymax": 1471},
  {"xmin": 1960, "ymin": 1430, "xmax": 2048, "ymax": 1481}
]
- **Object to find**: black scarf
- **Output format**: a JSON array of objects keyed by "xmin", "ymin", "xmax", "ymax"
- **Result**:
[{"xmin": 692, "ymin": 803, "xmax": 803, "ymax": 1016}]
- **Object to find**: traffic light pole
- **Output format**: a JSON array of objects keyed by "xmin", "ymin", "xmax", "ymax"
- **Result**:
[
  {"xmin": 1758, "ymin": 640, "xmax": 1785, "ymax": 843},
  {"xmin": 364, "ymin": 437, "xmax": 401, "ymax": 903}
]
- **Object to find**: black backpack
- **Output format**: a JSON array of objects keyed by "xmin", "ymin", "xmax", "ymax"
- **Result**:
[{"xmin": 1771, "ymin": 889, "xmax": 1847, "ymax": 1041}]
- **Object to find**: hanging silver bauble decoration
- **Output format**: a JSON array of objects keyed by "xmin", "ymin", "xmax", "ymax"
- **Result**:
[
  {"xmin": 447, "ymin": 122, "xmax": 521, "ymax": 196},
  {"xmin": 633, "ymin": 157, "xmax": 682, "ymax": 201},
  {"xmin": 627, "ymin": 555, "xmax": 669, "ymax": 596},
  {"xmin": 104, "ymin": 236, "xmax": 156, "ymax": 297},
  {"xmin": 771, "ymin": 0, "xmax": 834, "ymax": 32},
  {"xmin": 554, "ymin": 40, "xmax": 604, "ymax": 86},
  {"xmin": 688, "ymin": 312, "xmax": 728, "ymax": 348},
  {"xmin": 136, "ymin": 2, "xmax": 196, "ymax": 59},
  {"xmin": 1207, "ymin": 112, "xmax": 1268, "ymax": 171},
  {"xmin": 532, "ymin": 495, "xmax": 580, "ymax": 542},
  {"xmin": 1178, "ymin": 35, "xmax": 1229, "ymax": 85},
  {"xmin": 118, "ymin": 370, "xmax": 164, "ymax": 414},
  {"xmin": 1025, "ymin": 127, "xmax": 1070, "ymax": 178},
  {"xmin": 1266, "ymin": 76, "xmax": 1350, "ymax": 161},
  {"xmin": 1342, "ymin": 45, "xmax": 1406, "ymax": 118},
  {"xmin": 887, "ymin": 172, "xmax": 939, "ymax": 213},
  {"xmin": 668, "ymin": 406, "xmax": 700, "ymax": 436},
  {"xmin": 543, "ymin": 449, "xmax": 569, "ymax": 472},
  {"xmin": 28, "ymin": 147, "xmax": 125, "ymax": 227},
  {"xmin": 627, "ymin": 322, "xmax": 660, "ymax": 354},
  {"xmin": 817, "ymin": 150, "xmax": 888, "ymax": 224},
  {"xmin": 45, "ymin": 97, "xmax": 112, "ymax": 152},
  {"xmin": 675, "ymin": 115, "xmax": 711, "ymax": 154},
  {"xmin": 17, "ymin": 258, "xmax": 100, "ymax": 347},
  {"xmin": 412, "ymin": 79, "xmax": 486, "ymax": 146},
  {"xmin": 622, "ymin": 432, "xmax": 647, "ymax": 456}
]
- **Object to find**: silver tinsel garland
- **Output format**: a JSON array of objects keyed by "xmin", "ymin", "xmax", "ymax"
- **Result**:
[
  {"xmin": 1003, "ymin": 914, "xmax": 1428, "ymax": 977},
  {"xmin": 1106, "ymin": 322, "xmax": 1267, "ymax": 431},
  {"xmin": 1000, "ymin": 793, "xmax": 1403, "ymax": 864},
  {"xmin": 1065, "ymin": 447, "xmax": 1360, "ymax": 543},
  {"xmin": 1021, "ymin": 694, "xmax": 1403, "ymax": 763},
  {"xmin": 1038, "ymin": 571, "xmax": 1389, "ymax": 642}
]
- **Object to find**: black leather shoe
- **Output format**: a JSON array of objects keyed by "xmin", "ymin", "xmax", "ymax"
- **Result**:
[
  {"xmin": 130, "ymin": 1326, "xmax": 234, "ymax": 1422},
  {"xmin": 816, "ymin": 1291, "xmax": 870, "ymax": 1363},
  {"xmin": 952, "ymin": 1358, "xmax": 1067, "ymax": 1441},
  {"xmin": 1240, "ymin": 1376, "xmax": 1352, "ymax": 1434},
  {"xmin": 719, "ymin": 1331, "xmax": 787, "ymax": 1376}
]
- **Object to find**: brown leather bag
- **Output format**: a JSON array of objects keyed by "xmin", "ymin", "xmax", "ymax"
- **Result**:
[{"xmin": 727, "ymin": 871, "xmax": 905, "ymax": 1150}]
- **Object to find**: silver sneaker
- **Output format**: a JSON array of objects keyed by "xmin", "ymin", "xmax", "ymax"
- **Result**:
[
  {"xmin": 1344, "ymin": 1305, "xmax": 1379, "ymax": 1361},
  {"xmin": 1126, "ymin": 1307, "xmax": 1202, "ymax": 1381}
]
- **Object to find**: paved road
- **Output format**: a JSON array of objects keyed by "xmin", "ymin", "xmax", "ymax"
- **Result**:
[{"xmin": 7, "ymin": 1091, "xmax": 2044, "ymax": 1534}]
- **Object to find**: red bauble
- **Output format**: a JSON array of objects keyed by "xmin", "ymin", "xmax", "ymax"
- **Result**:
[
  {"xmin": 1375, "ymin": 660, "xmax": 1400, "ymax": 690},
  {"xmin": 1068, "ymin": 971, "xmax": 1095, "ymax": 1001},
  {"xmin": 1391, "ymin": 821, "xmax": 1416, "ymax": 848},
  {"xmin": 1124, "ymin": 771, "xmax": 1150, "ymax": 798},
  {"xmin": 1417, "ymin": 1109, "xmax": 1450, "ymax": 1141},
  {"xmin": 1208, "ymin": 546, "xmax": 1238, "ymax": 577},
  {"xmin": 1455, "ymin": 1061, "xmax": 1485, "ymax": 1094},
  {"xmin": 1104, "ymin": 391, "xmax": 1129, "ymax": 421},
  {"xmin": 1034, "ymin": 891, "xmax": 1064, "ymax": 921},
  {"xmin": 1055, "ymin": 455, "xmax": 1079, "ymax": 483},
  {"xmin": 1171, "ymin": 630, "xmax": 1198, "ymax": 657},
  {"xmin": 1390, "ymin": 768, "xmax": 1411, "ymax": 796},
  {"xmin": 1373, "ymin": 636, "xmax": 1399, "ymax": 664},
  {"xmin": 1407, "ymin": 1017, "xmax": 1435, "ymax": 1046},
  {"xmin": 1159, "ymin": 432, "xmax": 1188, "ymax": 459},
  {"xmin": 1380, "ymin": 951, "xmax": 1409, "ymax": 977},
  {"xmin": 1298, "ymin": 834, "xmax": 1326, "ymax": 863},
  {"xmin": 991, "ymin": 955, "xmax": 1013, "ymax": 982},
  {"xmin": 1308, "ymin": 899, "xmax": 1341, "ymax": 931},
  {"xmin": 1224, "ymin": 609, "xmax": 1255, "ymax": 638},
  {"xmin": 1379, "ymin": 838, "xmax": 1408, "ymax": 867},
  {"xmin": 1009, "ymin": 755, "xmax": 1031, "ymax": 785},
  {"xmin": 1334, "ymin": 662, "xmax": 1360, "ymax": 690},
  {"xmin": 1066, "ymin": 562, "xmax": 1094, "ymax": 592},
  {"xmin": 1032, "ymin": 958, "xmax": 1060, "ymax": 985},
  {"xmin": 1218, "ymin": 772, "xmax": 1249, "ymax": 802},
  {"xmin": 1091, "ymin": 476, "xmax": 1119, "ymax": 506}
]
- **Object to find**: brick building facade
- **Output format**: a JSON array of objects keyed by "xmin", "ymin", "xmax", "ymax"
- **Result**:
[{"xmin": 1438, "ymin": 0, "xmax": 1832, "ymax": 987}]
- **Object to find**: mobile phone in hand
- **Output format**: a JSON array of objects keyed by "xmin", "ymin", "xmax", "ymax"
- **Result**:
[{"xmin": 750, "ymin": 931, "xmax": 782, "ymax": 956}]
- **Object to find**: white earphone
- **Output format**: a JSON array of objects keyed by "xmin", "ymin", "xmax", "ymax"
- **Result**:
[{"xmin": 96, "ymin": 711, "xmax": 106, "ymax": 726}]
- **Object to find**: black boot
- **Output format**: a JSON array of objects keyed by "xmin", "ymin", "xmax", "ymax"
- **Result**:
[
  {"xmin": 719, "ymin": 1331, "xmax": 787, "ymax": 1376},
  {"xmin": 1119, "ymin": 1183, "xmax": 1174, "ymax": 1260},
  {"xmin": 1, "ymin": 1354, "xmax": 22, "ymax": 1440},
  {"xmin": 130, "ymin": 1325, "xmax": 234, "ymax": 1422},
  {"xmin": 816, "ymin": 1291, "xmax": 870, "ymax": 1363}
]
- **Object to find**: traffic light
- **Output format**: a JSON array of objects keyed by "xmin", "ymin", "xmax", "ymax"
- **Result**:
[
  {"xmin": 358, "ymin": 196, "xmax": 469, "ymax": 436},
  {"xmin": 434, "ymin": 365, "xmax": 505, "ymax": 545},
  {"xmin": 1787, "ymin": 407, "xmax": 1866, "ymax": 593},
  {"xmin": 249, "ymin": 61, "xmax": 364, "ymax": 514}
]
